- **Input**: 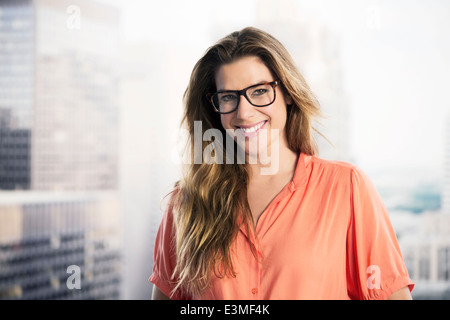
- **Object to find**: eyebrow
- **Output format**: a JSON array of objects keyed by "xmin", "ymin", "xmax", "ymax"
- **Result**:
[{"xmin": 216, "ymin": 80, "xmax": 272, "ymax": 93}]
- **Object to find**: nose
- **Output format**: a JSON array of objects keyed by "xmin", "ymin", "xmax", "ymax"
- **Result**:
[{"xmin": 235, "ymin": 94, "xmax": 255, "ymax": 120}]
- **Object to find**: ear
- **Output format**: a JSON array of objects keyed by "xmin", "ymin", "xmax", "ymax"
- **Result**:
[{"xmin": 285, "ymin": 94, "xmax": 293, "ymax": 106}]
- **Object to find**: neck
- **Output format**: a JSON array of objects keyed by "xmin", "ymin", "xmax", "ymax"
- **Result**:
[{"xmin": 246, "ymin": 140, "xmax": 298, "ymax": 181}]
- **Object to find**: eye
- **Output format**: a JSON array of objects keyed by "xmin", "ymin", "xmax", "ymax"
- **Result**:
[
  {"xmin": 220, "ymin": 94, "xmax": 237, "ymax": 102},
  {"xmin": 250, "ymin": 88, "xmax": 269, "ymax": 97},
  {"xmin": 253, "ymin": 89, "xmax": 268, "ymax": 95}
]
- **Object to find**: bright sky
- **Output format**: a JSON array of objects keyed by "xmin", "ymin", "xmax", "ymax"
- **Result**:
[
  {"xmin": 114, "ymin": 0, "xmax": 450, "ymax": 175},
  {"xmin": 323, "ymin": 0, "xmax": 450, "ymax": 173}
]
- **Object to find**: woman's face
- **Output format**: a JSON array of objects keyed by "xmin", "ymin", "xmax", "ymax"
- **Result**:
[{"xmin": 215, "ymin": 55, "xmax": 292, "ymax": 160}]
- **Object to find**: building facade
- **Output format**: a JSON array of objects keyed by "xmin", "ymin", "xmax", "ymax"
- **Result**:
[
  {"xmin": 0, "ymin": 0, "xmax": 122, "ymax": 299},
  {"xmin": 399, "ymin": 113, "xmax": 450, "ymax": 299},
  {"xmin": 0, "ymin": 192, "xmax": 121, "ymax": 299},
  {"xmin": 400, "ymin": 211, "xmax": 450, "ymax": 299}
]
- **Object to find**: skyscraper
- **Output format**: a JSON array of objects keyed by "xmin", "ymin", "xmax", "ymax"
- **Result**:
[{"xmin": 0, "ymin": 0, "xmax": 122, "ymax": 299}]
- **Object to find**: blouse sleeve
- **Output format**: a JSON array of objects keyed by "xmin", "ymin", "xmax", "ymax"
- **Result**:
[
  {"xmin": 346, "ymin": 167, "xmax": 415, "ymax": 300},
  {"xmin": 148, "ymin": 190, "xmax": 187, "ymax": 300}
]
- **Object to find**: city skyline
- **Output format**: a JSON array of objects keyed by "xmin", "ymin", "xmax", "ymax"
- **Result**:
[{"xmin": 0, "ymin": 0, "xmax": 122, "ymax": 299}]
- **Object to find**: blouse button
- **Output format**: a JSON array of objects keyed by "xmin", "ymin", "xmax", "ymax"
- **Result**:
[{"xmin": 251, "ymin": 288, "xmax": 258, "ymax": 295}]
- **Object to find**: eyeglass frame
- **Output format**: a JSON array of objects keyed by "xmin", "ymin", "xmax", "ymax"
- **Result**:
[{"xmin": 206, "ymin": 80, "xmax": 279, "ymax": 114}]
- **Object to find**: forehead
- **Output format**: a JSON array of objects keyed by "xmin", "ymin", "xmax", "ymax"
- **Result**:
[{"xmin": 214, "ymin": 56, "xmax": 273, "ymax": 91}]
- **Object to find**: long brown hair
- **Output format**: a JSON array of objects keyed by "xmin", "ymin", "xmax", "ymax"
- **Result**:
[{"xmin": 170, "ymin": 26, "xmax": 321, "ymax": 298}]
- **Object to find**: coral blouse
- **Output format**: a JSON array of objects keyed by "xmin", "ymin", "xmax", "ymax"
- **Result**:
[{"xmin": 149, "ymin": 153, "xmax": 414, "ymax": 299}]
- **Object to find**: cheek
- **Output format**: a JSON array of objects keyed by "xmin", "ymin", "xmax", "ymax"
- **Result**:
[
  {"xmin": 220, "ymin": 114, "xmax": 233, "ymax": 129},
  {"xmin": 265, "ymin": 103, "xmax": 287, "ymax": 127},
  {"xmin": 277, "ymin": 101, "xmax": 288, "ymax": 123}
]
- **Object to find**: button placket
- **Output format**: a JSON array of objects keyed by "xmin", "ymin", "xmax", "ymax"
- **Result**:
[
  {"xmin": 257, "ymin": 248, "xmax": 263, "ymax": 299},
  {"xmin": 250, "ymin": 241, "xmax": 263, "ymax": 299}
]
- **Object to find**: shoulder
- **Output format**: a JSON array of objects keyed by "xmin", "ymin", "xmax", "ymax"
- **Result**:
[
  {"xmin": 307, "ymin": 156, "xmax": 387, "ymax": 216},
  {"xmin": 306, "ymin": 154, "xmax": 363, "ymax": 180},
  {"xmin": 308, "ymin": 155, "xmax": 356, "ymax": 170},
  {"xmin": 302, "ymin": 154, "xmax": 377, "ymax": 193}
]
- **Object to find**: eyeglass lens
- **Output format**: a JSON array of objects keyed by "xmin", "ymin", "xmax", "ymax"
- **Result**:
[{"xmin": 214, "ymin": 83, "xmax": 275, "ymax": 113}]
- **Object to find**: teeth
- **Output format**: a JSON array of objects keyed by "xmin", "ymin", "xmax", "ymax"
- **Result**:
[{"xmin": 239, "ymin": 121, "xmax": 265, "ymax": 133}]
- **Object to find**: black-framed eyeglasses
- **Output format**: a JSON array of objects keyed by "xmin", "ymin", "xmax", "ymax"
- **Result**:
[{"xmin": 206, "ymin": 80, "xmax": 279, "ymax": 114}]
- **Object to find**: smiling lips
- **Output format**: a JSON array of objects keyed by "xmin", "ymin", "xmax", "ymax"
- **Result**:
[{"xmin": 235, "ymin": 120, "xmax": 268, "ymax": 138}]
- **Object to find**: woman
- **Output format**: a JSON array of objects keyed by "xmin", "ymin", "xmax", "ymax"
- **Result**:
[{"xmin": 149, "ymin": 27, "xmax": 414, "ymax": 300}]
